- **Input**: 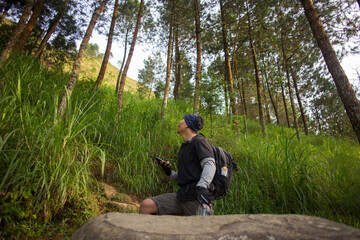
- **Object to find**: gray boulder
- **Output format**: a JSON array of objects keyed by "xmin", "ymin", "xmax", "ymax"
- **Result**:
[{"xmin": 70, "ymin": 213, "xmax": 360, "ymax": 240}]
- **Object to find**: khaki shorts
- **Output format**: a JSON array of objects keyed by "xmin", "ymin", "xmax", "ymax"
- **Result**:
[{"xmin": 150, "ymin": 193, "xmax": 198, "ymax": 216}]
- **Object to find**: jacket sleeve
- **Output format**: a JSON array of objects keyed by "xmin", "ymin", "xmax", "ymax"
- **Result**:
[
  {"xmin": 169, "ymin": 170, "xmax": 178, "ymax": 181},
  {"xmin": 196, "ymin": 157, "xmax": 216, "ymax": 189}
]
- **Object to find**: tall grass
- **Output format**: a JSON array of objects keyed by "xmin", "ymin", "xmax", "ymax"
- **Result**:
[
  {"xmin": 213, "ymin": 122, "xmax": 360, "ymax": 228},
  {"xmin": 0, "ymin": 55, "xmax": 102, "ymax": 238},
  {"xmin": 88, "ymin": 84, "xmax": 360, "ymax": 228},
  {"xmin": 85, "ymin": 87, "xmax": 190, "ymax": 196},
  {"xmin": 1, "ymin": 55, "xmax": 359, "ymax": 238}
]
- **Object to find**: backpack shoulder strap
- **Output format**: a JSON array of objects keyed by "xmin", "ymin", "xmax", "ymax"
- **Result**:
[
  {"xmin": 215, "ymin": 146, "xmax": 227, "ymax": 167},
  {"xmin": 198, "ymin": 132, "xmax": 206, "ymax": 138}
]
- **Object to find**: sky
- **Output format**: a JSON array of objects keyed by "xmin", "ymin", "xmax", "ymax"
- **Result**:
[
  {"xmin": 89, "ymin": 31, "xmax": 360, "ymax": 89},
  {"xmin": 89, "ymin": 32, "xmax": 149, "ymax": 81}
]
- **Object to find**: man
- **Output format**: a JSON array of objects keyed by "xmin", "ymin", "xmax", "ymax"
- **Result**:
[{"xmin": 139, "ymin": 114, "xmax": 216, "ymax": 215}]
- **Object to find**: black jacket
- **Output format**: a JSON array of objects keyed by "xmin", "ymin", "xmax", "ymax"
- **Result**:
[{"xmin": 176, "ymin": 135, "xmax": 214, "ymax": 200}]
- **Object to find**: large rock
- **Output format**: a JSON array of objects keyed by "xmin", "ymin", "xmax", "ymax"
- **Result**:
[{"xmin": 70, "ymin": 213, "xmax": 360, "ymax": 240}]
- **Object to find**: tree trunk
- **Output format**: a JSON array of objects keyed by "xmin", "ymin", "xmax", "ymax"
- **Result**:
[
  {"xmin": 219, "ymin": 68, "xmax": 228, "ymax": 116},
  {"xmin": 57, "ymin": 0, "xmax": 109, "ymax": 116},
  {"xmin": 148, "ymin": 80, "xmax": 153, "ymax": 100},
  {"xmin": 290, "ymin": 65, "xmax": 309, "ymax": 135},
  {"xmin": 223, "ymin": 78, "xmax": 229, "ymax": 117},
  {"xmin": 15, "ymin": 0, "xmax": 46, "ymax": 52},
  {"xmin": 210, "ymin": 110, "xmax": 213, "ymax": 139},
  {"xmin": 281, "ymin": 32, "xmax": 300, "ymax": 141},
  {"xmin": 193, "ymin": 0, "xmax": 201, "ymax": 114},
  {"xmin": 262, "ymin": 58, "xmax": 280, "ymax": 125},
  {"xmin": 278, "ymin": 62, "xmax": 290, "ymax": 127},
  {"xmin": 300, "ymin": 0, "xmax": 360, "ymax": 144},
  {"xmin": 94, "ymin": 0, "xmax": 119, "ymax": 91},
  {"xmin": 313, "ymin": 105, "xmax": 322, "ymax": 134},
  {"xmin": 0, "ymin": 0, "xmax": 34, "ymax": 63},
  {"xmin": 233, "ymin": 57, "xmax": 243, "ymax": 115},
  {"xmin": 241, "ymin": 76, "xmax": 248, "ymax": 136},
  {"xmin": 262, "ymin": 78, "xmax": 271, "ymax": 124},
  {"xmin": 115, "ymin": 28, "xmax": 129, "ymax": 95},
  {"xmin": 173, "ymin": 24, "xmax": 181, "ymax": 100},
  {"xmin": 259, "ymin": 63, "xmax": 271, "ymax": 123},
  {"xmin": 220, "ymin": 0, "xmax": 237, "ymax": 116},
  {"xmin": 116, "ymin": 0, "xmax": 144, "ymax": 119},
  {"xmin": 35, "ymin": 0, "xmax": 70, "ymax": 58},
  {"xmin": 285, "ymin": 65, "xmax": 301, "ymax": 141},
  {"xmin": 248, "ymin": 21, "xmax": 267, "ymax": 136},
  {"xmin": 161, "ymin": 0, "xmax": 175, "ymax": 120},
  {"xmin": 28, "ymin": 30, "xmax": 43, "ymax": 55}
]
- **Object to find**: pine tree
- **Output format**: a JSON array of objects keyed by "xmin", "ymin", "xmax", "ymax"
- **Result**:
[
  {"xmin": 173, "ymin": 20, "xmax": 181, "ymax": 100},
  {"xmin": 246, "ymin": 0, "xmax": 267, "ymax": 137},
  {"xmin": 300, "ymin": 0, "xmax": 360, "ymax": 144},
  {"xmin": 193, "ymin": 0, "xmax": 201, "ymax": 114},
  {"xmin": 161, "ymin": 0, "xmax": 175, "ymax": 120},
  {"xmin": 57, "ymin": 0, "xmax": 109, "ymax": 116},
  {"xmin": 116, "ymin": 0, "xmax": 144, "ymax": 120},
  {"xmin": 137, "ymin": 55, "xmax": 161, "ymax": 99},
  {"xmin": 15, "ymin": 0, "xmax": 45, "ymax": 52},
  {"xmin": 280, "ymin": 28, "xmax": 301, "ymax": 141},
  {"xmin": 0, "ymin": 0, "xmax": 34, "ymax": 63},
  {"xmin": 34, "ymin": 0, "xmax": 70, "ymax": 57},
  {"xmin": 93, "ymin": 0, "xmax": 119, "ymax": 91},
  {"xmin": 219, "ymin": 0, "xmax": 237, "ymax": 116}
]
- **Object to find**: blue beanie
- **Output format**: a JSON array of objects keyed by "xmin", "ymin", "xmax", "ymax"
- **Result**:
[{"xmin": 184, "ymin": 114, "xmax": 203, "ymax": 133}]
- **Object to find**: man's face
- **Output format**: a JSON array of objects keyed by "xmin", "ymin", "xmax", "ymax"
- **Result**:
[{"xmin": 177, "ymin": 118, "xmax": 187, "ymax": 134}]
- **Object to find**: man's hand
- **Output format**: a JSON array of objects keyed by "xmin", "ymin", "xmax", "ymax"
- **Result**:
[
  {"xmin": 196, "ymin": 186, "xmax": 214, "ymax": 208},
  {"xmin": 155, "ymin": 157, "xmax": 172, "ymax": 176},
  {"xmin": 160, "ymin": 161, "xmax": 172, "ymax": 176}
]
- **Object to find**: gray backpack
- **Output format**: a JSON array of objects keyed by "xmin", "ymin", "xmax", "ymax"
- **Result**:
[{"xmin": 210, "ymin": 145, "xmax": 238, "ymax": 199}]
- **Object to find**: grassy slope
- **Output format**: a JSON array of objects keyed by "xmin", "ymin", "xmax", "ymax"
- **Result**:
[
  {"xmin": 1, "ymin": 17, "xmax": 139, "ymax": 93},
  {"xmin": 65, "ymin": 55, "xmax": 139, "ymax": 93}
]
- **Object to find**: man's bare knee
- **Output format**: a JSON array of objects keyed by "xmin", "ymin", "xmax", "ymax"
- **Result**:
[{"xmin": 139, "ymin": 198, "xmax": 158, "ymax": 214}]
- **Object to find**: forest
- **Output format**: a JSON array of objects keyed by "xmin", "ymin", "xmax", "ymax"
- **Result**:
[{"xmin": 0, "ymin": 0, "xmax": 360, "ymax": 239}]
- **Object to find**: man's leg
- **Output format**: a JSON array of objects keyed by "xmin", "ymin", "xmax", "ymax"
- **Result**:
[
  {"xmin": 180, "ymin": 199, "xmax": 199, "ymax": 216},
  {"xmin": 139, "ymin": 198, "xmax": 158, "ymax": 214},
  {"xmin": 139, "ymin": 193, "xmax": 183, "ymax": 215}
]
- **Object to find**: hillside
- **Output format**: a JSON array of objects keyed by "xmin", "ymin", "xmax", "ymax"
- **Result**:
[
  {"xmin": 0, "ymin": 18, "xmax": 140, "ymax": 94},
  {"xmin": 64, "ymin": 55, "xmax": 139, "ymax": 93}
]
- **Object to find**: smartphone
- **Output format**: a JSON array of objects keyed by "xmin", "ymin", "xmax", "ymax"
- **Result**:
[{"xmin": 155, "ymin": 156, "xmax": 166, "ymax": 165}]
